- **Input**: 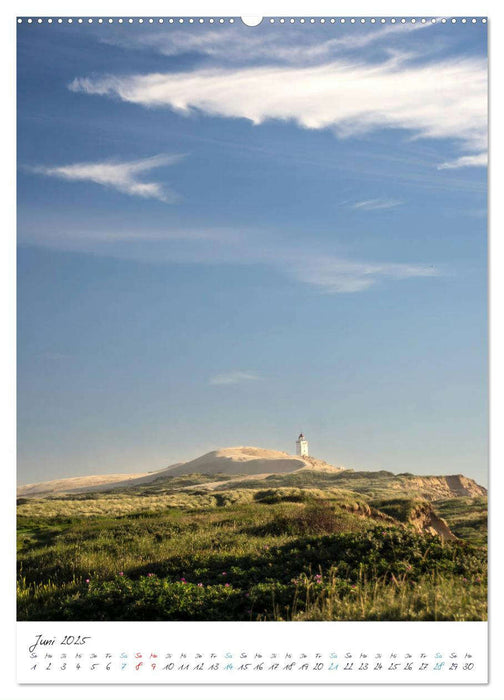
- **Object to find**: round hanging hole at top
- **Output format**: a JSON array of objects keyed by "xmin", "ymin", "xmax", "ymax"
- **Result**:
[{"xmin": 241, "ymin": 16, "xmax": 263, "ymax": 26}]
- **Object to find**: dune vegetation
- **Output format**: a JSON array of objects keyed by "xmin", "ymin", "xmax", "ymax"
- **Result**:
[{"xmin": 17, "ymin": 478, "xmax": 487, "ymax": 622}]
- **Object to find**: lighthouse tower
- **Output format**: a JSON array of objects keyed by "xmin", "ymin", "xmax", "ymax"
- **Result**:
[{"xmin": 296, "ymin": 433, "xmax": 309, "ymax": 457}]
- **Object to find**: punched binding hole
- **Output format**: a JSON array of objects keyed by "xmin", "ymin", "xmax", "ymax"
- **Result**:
[{"xmin": 241, "ymin": 16, "xmax": 263, "ymax": 26}]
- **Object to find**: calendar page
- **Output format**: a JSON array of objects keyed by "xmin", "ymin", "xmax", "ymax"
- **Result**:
[{"xmin": 15, "ymin": 8, "xmax": 489, "ymax": 691}]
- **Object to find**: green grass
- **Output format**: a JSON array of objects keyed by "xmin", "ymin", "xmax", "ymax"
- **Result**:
[
  {"xmin": 433, "ymin": 497, "xmax": 488, "ymax": 545},
  {"xmin": 289, "ymin": 572, "xmax": 486, "ymax": 621},
  {"xmin": 17, "ymin": 570, "xmax": 486, "ymax": 622},
  {"xmin": 369, "ymin": 497, "xmax": 427, "ymax": 523},
  {"xmin": 17, "ymin": 496, "xmax": 487, "ymax": 622},
  {"xmin": 15, "ymin": 487, "xmax": 372, "ymax": 518}
]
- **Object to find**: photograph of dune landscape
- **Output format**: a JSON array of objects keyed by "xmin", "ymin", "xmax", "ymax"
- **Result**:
[{"xmin": 17, "ymin": 17, "xmax": 487, "ymax": 623}]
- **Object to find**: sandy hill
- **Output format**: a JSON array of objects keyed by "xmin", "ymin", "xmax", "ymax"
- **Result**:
[
  {"xmin": 396, "ymin": 474, "xmax": 487, "ymax": 500},
  {"xmin": 16, "ymin": 447, "xmax": 344, "ymax": 497},
  {"xmin": 162, "ymin": 447, "xmax": 343, "ymax": 477},
  {"xmin": 18, "ymin": 471, "xmax": 155, "ymax": 497},
  {"xmin": 17, "ymin": 446, "xmax": 487, "ymax": 501}
]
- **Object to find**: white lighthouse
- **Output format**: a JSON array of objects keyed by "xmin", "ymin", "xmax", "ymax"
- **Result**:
[{"xmin": 296, "ymin": 433, "xmax": 309, "ymax": 457}]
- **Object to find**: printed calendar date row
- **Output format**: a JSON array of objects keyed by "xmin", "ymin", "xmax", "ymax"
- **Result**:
[{"xmin": 30, "ymin": 661, "xmax": 477, "ymax": 672}]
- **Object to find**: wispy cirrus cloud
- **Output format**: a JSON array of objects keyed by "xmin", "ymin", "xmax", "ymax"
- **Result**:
[
  {"xmin": 437, "ymin": 152, "xmax": 488, "ymax": 170},
  {"xmin": 209, "ymin": 370, "xmax": 262, "ymax": 386},
  {"xmin": 288, "ymin": 254, "xmax": 438, "ymax": 293},
  {"xmin": 350, "ymin": 198, "xmax": 403, "ymax": 211},
  {"xmin": 20, "ymin": 223, "xmax": 238, "ymax": 246},
  {"xmin": 69, "ymin": 54, "xmax": 487, "ymax": 167},
  {"xmin": 101, "ymin": 22, "xmax": 429, "ymax": 66},
  {"xmin": 19, "ymin": 215, "xmax": 439, "ymax": 294},
  {"xmin": 30, "ymin": 154, "xmax": 184, "ymax": 202}
]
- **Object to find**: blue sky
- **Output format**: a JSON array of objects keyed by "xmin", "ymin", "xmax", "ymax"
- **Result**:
[{"xmin": 17, "ymin": 19, "xmax": 488, "ymax": 485}]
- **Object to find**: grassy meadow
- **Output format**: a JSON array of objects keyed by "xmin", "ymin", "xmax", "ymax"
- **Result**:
[{"xmin": 17, "ymin": 478, "xmax": 487, "ymax": 622}]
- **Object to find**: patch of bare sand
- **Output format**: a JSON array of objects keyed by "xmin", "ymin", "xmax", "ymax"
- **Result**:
[
  {"xmin": 17, "ymin": 473, "xmax": 151, "ymax": 497},
  {"xmin": 17, "ymin": 447, "xmax": 345, "ymax": 497},
  {"xmin": 164, "ymin": 447, "xmax": 306, "ymax": 476}
]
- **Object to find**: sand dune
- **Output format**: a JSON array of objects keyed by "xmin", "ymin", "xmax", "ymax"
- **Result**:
[
  {"xmin": 163, "ymin": 447, "xmax": 340, "ymax": 476},
  {"xmin": 18, "ymin": 472, "xmax": 151, "ymax": 497},
  {"xmin": 17, "ymin": 447, "xmax": 344, "ymax": 497}
]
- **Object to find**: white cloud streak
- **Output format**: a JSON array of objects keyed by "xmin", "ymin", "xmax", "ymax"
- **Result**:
[
  {"xmin": 20, "ymin": 217, "xmax": 439, "ymax": 294},
  {"xmin": 21, "ymin": 225, "xmax": 237, "ymax": 245},
  {"xmin": 101, "ymin": 22, "xmax": 429, "ymax": 66},
  {"xmin": 209, "ymin": 370, "xmax": 262, "ymax": 385},
  {"xmin": 69, "ymin": 54, "xmax": 487, "ymax": 162},
  {"xmin": 437, "ymin": 152, "xmax": 488, "ymax": 170},
  {"xmin": 287, "ymin": 254, "xmax": 439, "ymax": 293},
  {"xmin": 351, "ymin": 199, "xmax": 403, "ymax": 210},
  {"xmin": 31, "ymin": 154, "xmax": 184, "ymax": 202}
]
